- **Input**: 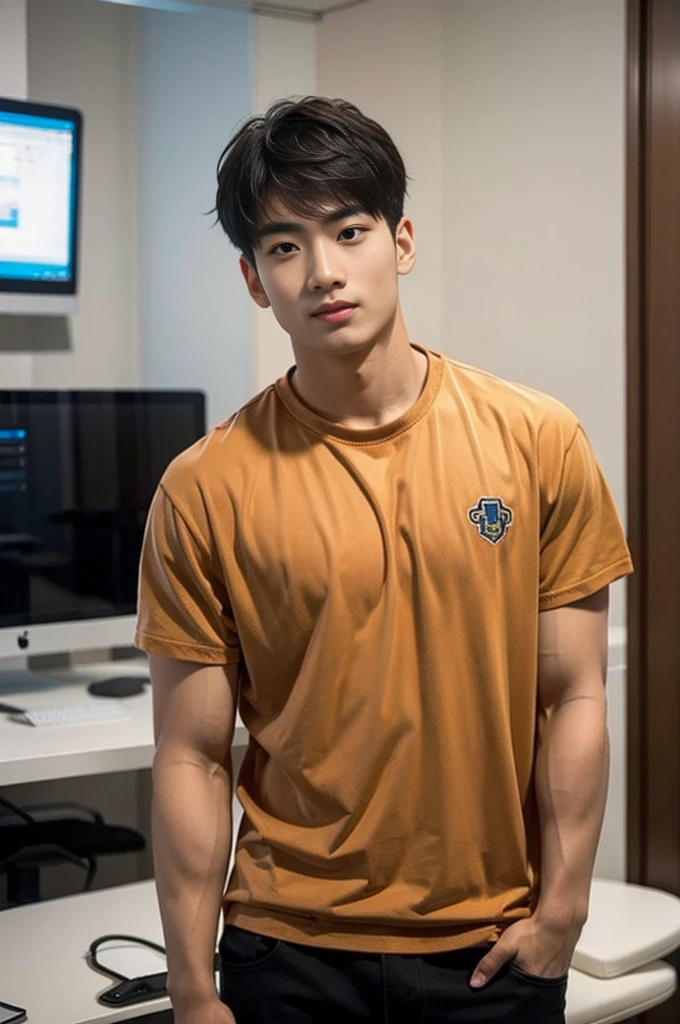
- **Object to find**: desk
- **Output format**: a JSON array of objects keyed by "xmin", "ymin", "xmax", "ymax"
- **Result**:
[
  {"xmin": 0, "ymin": 879, "xmax": 173, "ymax": 1024},
  {"xmin": 0, "ymin": 660, "xmax": 248, "ymax": 787}
]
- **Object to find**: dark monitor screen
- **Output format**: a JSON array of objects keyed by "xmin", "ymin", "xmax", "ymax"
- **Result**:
[{"xmin": 0, "ymin": 390, "xmax": 205, "ymax": 629}]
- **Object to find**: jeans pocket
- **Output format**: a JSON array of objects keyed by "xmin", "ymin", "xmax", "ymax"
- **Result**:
[
  {"xmin": 219, "ymin": 925, "xmax": 282, "ymax": 971},
  {"xmin": 508, "ymin": 960, "xmax": 569, "ymax": 987}
]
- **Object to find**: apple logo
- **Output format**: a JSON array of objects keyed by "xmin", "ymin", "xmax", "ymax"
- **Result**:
[{"xmin": 17, "ymin": 631, "xmax": 29, "ymax": 650}]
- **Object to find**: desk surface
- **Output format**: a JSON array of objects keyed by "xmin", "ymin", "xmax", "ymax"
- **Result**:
[
  {"xmin": 0, "ymin": 879, "xmax": 173, "ymax": 1024},
  {"xmin": 0, "ymin": 660, "xmax": 248, "ymax": 787}
]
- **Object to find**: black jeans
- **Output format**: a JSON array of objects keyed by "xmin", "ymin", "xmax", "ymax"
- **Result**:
[{"xmin": 218, "ymin": 925, "xmax": 568, "ymax": 1023}]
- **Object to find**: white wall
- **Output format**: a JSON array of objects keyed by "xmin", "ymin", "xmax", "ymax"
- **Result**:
[
  {"xmin": 27, "ymin": 0, "xmax": 141, "ymax": 388},
  {"xmin": 0, "ymin": 0, "xmax": 28, "ymax": 97},
  {"xmin": 0, "ymin": 0, "xmax": 32, "ymax": 387},
  {"xmin": 595, "ymin": 629, "xmax": 628, "ymax": 879},
  {"xmin": 136, "ymin": 4, "xmax": 254, "ymax": 428}
]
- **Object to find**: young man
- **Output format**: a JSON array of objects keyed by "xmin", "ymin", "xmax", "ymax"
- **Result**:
[{"xmin": 135, "ymin": 96, "xmax": 633, "ymax": 1024}]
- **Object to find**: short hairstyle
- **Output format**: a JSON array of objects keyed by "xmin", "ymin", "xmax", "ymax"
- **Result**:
[{"xmin": 213, "ymin": 95, "xmax": 410, "ymax": 269}]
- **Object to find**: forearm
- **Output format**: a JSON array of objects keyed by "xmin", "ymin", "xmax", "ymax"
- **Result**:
[
  {"xmin": 533, "ymin": 686, "xmax": 609, "ymax": 924},
  {"xmin": 151, "ymin": 753, "xmax": 232, "ymax": 1004}
]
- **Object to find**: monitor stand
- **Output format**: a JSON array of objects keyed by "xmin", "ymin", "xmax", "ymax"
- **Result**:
[{"xmin": 0, "ymin": 659, "xmax": 63, "ymax": 695}]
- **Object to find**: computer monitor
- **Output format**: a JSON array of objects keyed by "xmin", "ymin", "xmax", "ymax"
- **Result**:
[
  {"xmin": 0, "ymin": 390, "xmax": 205, "ymax": 666},
  {"xmin": 0, "ymin": 96, "xmax": 82, "ymax": 316}
]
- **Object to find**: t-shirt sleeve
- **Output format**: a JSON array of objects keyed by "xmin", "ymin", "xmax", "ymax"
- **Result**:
[
  {"xmin": 539, "ymin": 422, "xmax": 633, "ymax": 611},
  {"xmin": 135, "ymin": 484, "xmax": 241, "ymax": 664}
]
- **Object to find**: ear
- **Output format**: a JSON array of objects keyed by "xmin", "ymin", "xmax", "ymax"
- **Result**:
[
  {"xmin": 395, "ymin": 217, "xmax": 416, "ymax": 276},
  {"xmin": 239, "ymin": 256, "xmax": 271, "ymax": 309}
]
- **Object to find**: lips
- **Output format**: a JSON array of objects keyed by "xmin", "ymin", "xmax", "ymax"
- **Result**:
[
  {"xmin": 312, "ymin": 304, "xmax": 356, "ymax": 316},
  {"xmin": 312, "ymin": 305, "xmax": 357, "ymax": 324}
]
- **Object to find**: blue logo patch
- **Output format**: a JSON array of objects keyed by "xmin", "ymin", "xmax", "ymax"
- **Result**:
[{"xmin": 468, "ymin": 496, "xmax": 513, "ymax": 545}]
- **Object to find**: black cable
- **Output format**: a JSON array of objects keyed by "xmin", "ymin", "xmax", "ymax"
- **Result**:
[
  {"xmin": 88, "ymin": 933, "xmax": 167, "ymax": 982},
  {"xmin": 87, "ymin": 933, "xmax": 171, "ymax": 1008},
  {"xmin": 87, "ymin": 932, "xmax": 219, "ymax": 1008}
]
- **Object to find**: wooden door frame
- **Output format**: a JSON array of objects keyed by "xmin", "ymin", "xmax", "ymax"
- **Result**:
[
  {"xmin": 627, "ymin": 0, "xmax": 680, "ymax": 896},
  {"xmin": 626, "ymin": 0, "xmax": 644, "ymax": 890},
  {"xmin": 626, "ymin": 3, "xmax": 680, "ymax": 1019}
]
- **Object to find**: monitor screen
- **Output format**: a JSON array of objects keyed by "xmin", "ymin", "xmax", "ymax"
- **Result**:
[
  {"xmin": 0, "ymin": 97, "xmax": 82, "ymax": 313},
  {"xmin": 0, "ymin": 391, "xmax": 205, "ymax": 629}
]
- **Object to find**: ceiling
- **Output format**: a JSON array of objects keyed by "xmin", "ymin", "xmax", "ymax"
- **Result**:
[
  {"xmin": 98, "ymin": 0, "xmax": 371, "ymax": 20},
  {"xmin": 196, "ymin": 0, "xmax": 367, "ymax": 11}
]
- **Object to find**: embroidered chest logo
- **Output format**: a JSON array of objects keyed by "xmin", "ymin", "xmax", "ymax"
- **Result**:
[{"xmin": 468, "ymin": 496, "xmax": 513, "ymax": 545}]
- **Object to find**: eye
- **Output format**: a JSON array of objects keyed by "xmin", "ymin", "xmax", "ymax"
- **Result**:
[
  {"xmin": 338, "ymin": 226, "xmax": 365, "ymax": 241},
  {"xmin": 270, "ymin": 242, "xmax": 298, "ymax": 256},
  {"xmin": 269, "ymin": 226, "xmax": 366, "ymax": 256}
]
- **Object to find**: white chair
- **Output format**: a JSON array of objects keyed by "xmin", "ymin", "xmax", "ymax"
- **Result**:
[{"xmin": 566, "ymin": 877, "xmax": 680, "ymax": 1023}]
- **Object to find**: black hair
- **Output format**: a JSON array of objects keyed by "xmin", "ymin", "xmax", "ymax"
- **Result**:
[{"xmin": 212, "ymin": 95, "xmax": 410, "ymax": 270}]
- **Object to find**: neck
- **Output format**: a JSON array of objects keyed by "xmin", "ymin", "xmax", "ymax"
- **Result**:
[{"xmin": 289, "ymin": 308, "xmax": 428, "ymax": 429}]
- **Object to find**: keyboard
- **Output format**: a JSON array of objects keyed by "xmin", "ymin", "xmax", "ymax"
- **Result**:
[{"xmin": 12, "ymin": 701, "xmax": 131, "ymax": 728}]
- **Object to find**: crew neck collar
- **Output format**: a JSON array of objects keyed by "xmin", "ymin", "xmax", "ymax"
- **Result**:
[{"xmin": 274, "ymin": 342, "xmax": 444, "ymax": 445}]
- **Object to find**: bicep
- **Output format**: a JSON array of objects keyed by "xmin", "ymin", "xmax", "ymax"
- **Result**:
[
  {"xmin": 148, "ymin": 654, "xmax": 240, "ymax": 768},
  {"xmin": 537, "ymin": 586, "xmax": 609, "ymax": 711}
]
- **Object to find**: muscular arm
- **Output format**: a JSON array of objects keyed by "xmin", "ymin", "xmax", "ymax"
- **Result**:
[
  {"xmin": 534, "ymin": 586, "xmax": 610, "ymax": 927},
  {"xmin": 149, "ymin": 654, "xmax": 239, "ymax": 1010}
]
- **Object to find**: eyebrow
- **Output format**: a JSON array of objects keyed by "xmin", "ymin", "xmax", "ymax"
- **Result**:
[{"xmin": 254, "ymin": 205, "xmax": 368, "ymax": 245}]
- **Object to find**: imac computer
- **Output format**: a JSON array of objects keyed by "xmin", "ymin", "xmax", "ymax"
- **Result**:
[
  {"xmin": 0, "ymin": 96, "xmax": 82, "ymax": 316},
  {"xmin": 0, "ymin": 390, "xmax": 205, "ymax": 685}
]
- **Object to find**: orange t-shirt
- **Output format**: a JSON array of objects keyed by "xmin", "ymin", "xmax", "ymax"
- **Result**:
[{"xmin": 135, "ymin": 342, "xmax": 633, "ymax": 954}]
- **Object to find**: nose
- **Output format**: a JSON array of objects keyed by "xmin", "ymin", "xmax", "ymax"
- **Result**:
[{"xmin": 305, "ymin": 240, "xmax": 347, "ymax": 292}]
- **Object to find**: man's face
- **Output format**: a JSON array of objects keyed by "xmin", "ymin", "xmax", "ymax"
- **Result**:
[{"xmin": 240, "ymin": 195, "xmax": 415, "ymax": 356}]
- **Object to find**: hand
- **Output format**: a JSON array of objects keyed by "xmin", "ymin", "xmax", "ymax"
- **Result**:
[
  {"xmin": 172, "ymin": 995, "xmax": 238, "ymax": 1024},
  {"xmin": 469, "ymin": 912, "xmax": 583, "ymax": 988}
]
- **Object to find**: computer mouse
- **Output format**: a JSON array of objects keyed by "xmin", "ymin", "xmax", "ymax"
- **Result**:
[{"xmin": 88, "ymin": 676, "xmax": 150, "ymax": 698}]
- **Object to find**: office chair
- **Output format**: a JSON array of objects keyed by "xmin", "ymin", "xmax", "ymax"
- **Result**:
[{"xmin": 0, "ymin": 795, "xmax": 145, "ymax": 905}]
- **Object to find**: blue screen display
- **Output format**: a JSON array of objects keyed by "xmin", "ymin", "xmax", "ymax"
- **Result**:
[{"xmin": 0, "ymin": 107, "xmax": 79, "ymax": 285}]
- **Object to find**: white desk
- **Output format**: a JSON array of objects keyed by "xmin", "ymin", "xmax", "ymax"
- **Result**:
[
  {"xmin": 0, "ymin": 880, "xmax": 173, "ymax": 1024},
  {"xmin": 0, "ymin": 660, "xmax": 248, "ymax": 787}
]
